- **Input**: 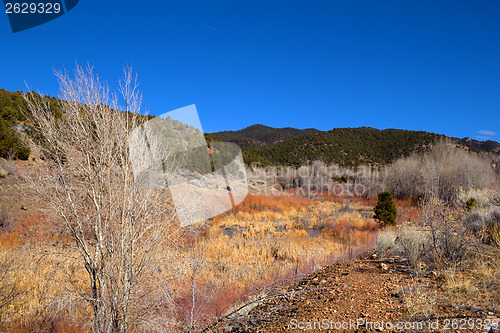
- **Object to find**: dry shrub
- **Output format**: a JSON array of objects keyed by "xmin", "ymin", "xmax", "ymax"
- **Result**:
[
  {"xmin": 0, "ymin": 166, "xmax": 7, "ymax": 178},
  {"xmin": 23, "ymin": 65, "xmax": 183, "ymax": 332},
  {"xmin": 491, "ymin": 222, "xmax": 500, "ymax": 247},
  {"xmin": 421, "ymin": 198, "xmax": 473, "ymax": 269},
  {"xmin": 463, "ymin": 207, "xmax": 500, "ymax": 245},
  {"xmin": 400, "ymin": 286, "xmax": 436, "ymax": 320},
  {"xmin": 0, "ymin": 245, "xmax": 21, "ymax": 324},
  {"xmin": 468, "ymin": 227, "xmax": 500, "ymax": 304},
  {"xmin": 351, "ymin": 214, "xmax": 378, "ymax": 230},
  {"xmin": 395, "ymin": 226, "xmax": 430, "ymax": 268},
  {"xmin": 294, "ymin": 229, "xmax": 308, "ymax": 238},
  {"xmin": 443, "ymin": 271, "xmax": 478, "ymax": 296},
  {"xmin": 376, "ymin": 230, "xmax": 397, "ymax": 256},
  {"xmin": 457, "ymin": 187, "xmax": 498, "ymax": 208},
  {"xmin": 472, "ymin": 253, "xmax": 500, "ymax": 301}
]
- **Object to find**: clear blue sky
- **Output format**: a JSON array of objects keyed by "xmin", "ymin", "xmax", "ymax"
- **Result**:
[{"xmin": 1, "ymin": 1, "xmax": 499, "ymax": 140}]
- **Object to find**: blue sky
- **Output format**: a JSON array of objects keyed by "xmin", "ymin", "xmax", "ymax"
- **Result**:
[{"xmin": 1, "ymin": 1, "xmax": 499, "ymax": 140}]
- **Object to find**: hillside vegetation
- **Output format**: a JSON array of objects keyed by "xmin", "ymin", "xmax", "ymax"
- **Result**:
[
  {"xmin": 0, "ymin": 89, "xmax": 33, "ymax": 160},
  {"xmin": 213, "ymin": 124, "xmax": 319, "ymax": 149},
  {"xmin": 211, "ymin": 125, "xmax": 500, "ymax": 167}
]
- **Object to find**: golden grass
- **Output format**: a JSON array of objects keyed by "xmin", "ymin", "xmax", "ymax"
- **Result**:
[
  {"xmin": 0, "ymin": 243, "xmax": 87, "ymax": 330},
  {"xmin": 443, "ymin": 270, "xmax": 479, "ymax": 295}
]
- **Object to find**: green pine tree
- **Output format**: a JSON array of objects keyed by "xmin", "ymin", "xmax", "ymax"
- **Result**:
[{"xmin": 373, "ymin": 191, "xmax": 397, "ymax": 226}]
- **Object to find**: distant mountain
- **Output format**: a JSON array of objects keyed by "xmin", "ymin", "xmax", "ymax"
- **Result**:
[
  {"xmin": 212, "ymin": 124, "xmax": 319, "ymax": 149},
  {"xmin": 210, "ymin": 125, "xmax": 500, "ymax": 167},
  {"xmin": 460, "ymin": 138, "xmax": 500, "ymax": 155}
]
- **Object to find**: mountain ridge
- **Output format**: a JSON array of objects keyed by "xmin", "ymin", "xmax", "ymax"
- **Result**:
[
  {"xmin": 209, "ymin": 124, "xmax": 500, "ymax": 167},
  {"xmin": 212, "ymin": 124, "xmax": 320, "ymax": 149}
]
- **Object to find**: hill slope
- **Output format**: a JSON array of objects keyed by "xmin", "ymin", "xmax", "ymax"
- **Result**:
[
  {"xmin": 210, "ymin": 126, "xmax": 500, "ymax": 167},
  {"xmin": 0, "ymin": 89, "xmax": 32, "ymax": 159},
  {"xmin": 213, "ymin": 124, "xmax": 319, "ymax": 149}
]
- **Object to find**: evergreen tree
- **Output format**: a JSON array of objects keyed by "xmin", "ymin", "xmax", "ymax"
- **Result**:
[{"xmin": 373, "ymin": 191, "xmax": 397, "ymax": 226}]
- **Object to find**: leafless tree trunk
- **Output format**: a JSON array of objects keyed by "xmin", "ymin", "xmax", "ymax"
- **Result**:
[{"xmin": 23, "ymin": 65, "xmax": 185, "ymax": 332}]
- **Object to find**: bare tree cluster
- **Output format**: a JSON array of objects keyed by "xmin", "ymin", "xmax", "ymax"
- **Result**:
[
  {"xmin": 386, "ymin": 140, "xmax": 496, "ymax": 203},
  {"xmin": 247, "ymin": 160, "xmax": 385, "ymax": 198}
]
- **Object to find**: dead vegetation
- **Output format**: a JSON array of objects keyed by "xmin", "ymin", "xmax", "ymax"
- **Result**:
[{"xmin": 375, "ymin": 189, "xmax": 500, "ymax": 321}]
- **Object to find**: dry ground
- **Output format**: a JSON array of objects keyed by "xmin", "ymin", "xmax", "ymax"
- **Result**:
[{"xmin": 209, "ymin": 257, "xmax": 499, "ymax": 332}]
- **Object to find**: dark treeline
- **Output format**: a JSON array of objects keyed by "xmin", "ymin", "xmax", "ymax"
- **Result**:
[
  {"xmin": 0, "ymin": 89, "xmax": 31, "ymax": 159},
  {"xmin": 212, "ymin": 125, "xmax": 500, "ymax": 168}
]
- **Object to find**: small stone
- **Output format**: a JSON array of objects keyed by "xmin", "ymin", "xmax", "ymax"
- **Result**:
[{"xmin": 379, "ymin": 263, "xmax": 389, "ymax": 271}]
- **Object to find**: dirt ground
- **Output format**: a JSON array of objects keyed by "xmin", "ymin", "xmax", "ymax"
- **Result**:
[
  {"xmin": 0, "ymin": 159, "xmax": 42, "ymax": 225},
  {"xmin": 209, "ymin": 258, "xmax": 499, "ymax": 332}
]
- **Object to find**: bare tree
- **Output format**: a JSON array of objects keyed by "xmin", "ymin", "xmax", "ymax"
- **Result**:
[
  {"xmin": 385, "ymin": 156, "xmax": 423, "ymax": 200},
  {"xmin": 23, "ymin": 65, "xmax": 186, "ymax": 332}
]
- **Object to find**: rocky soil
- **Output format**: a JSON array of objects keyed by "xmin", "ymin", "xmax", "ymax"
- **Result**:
[{"xmin": 208, "ymin": 258, "xmax": 499, "ymax": 332}]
